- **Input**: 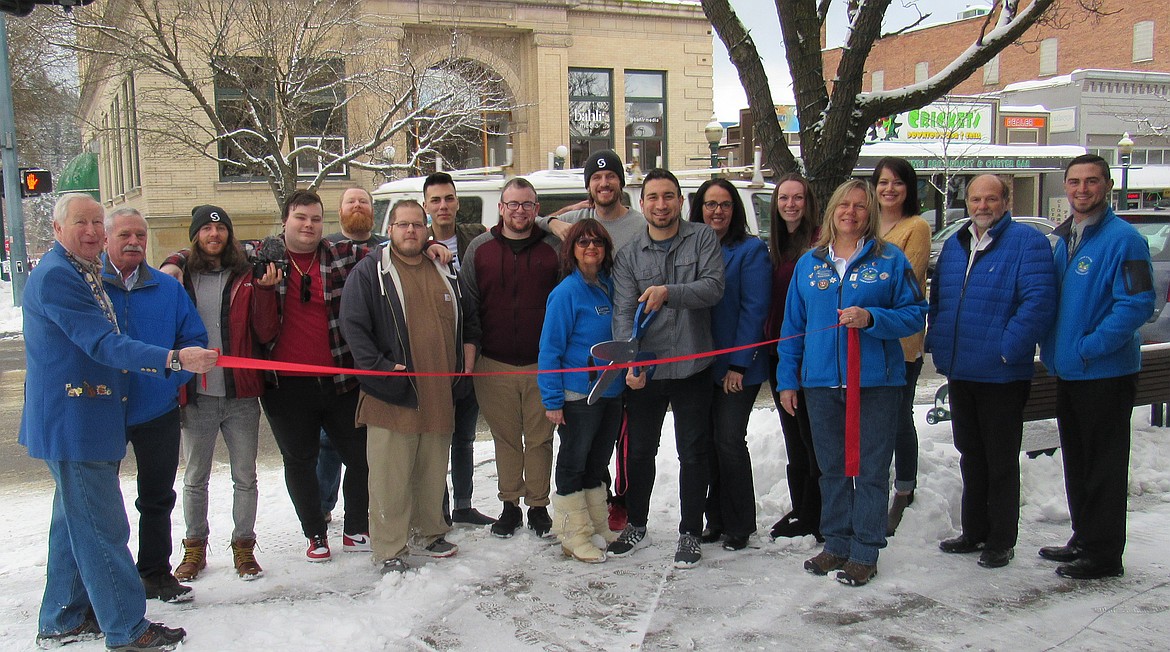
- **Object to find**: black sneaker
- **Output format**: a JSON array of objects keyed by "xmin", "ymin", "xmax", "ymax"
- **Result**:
[
  {"xmin": 673, "ymin": 534, "xmax": 702, "ymax": 569},
  {"xmin": 141, "ymin": 573, "xmax": 193, "ymax": 603},
  {"xmin": 419, "ymin": 537, "xmax": 459, "ymax": 558},
  {"xmin": 607, "ymin": 525, "xmax": 649, "ymax": 557},
  {"xmin": 380, "ymin": 557, "xmax": 409, "ymax": 574},
  {"xmin": 490, "ymin": 502, "xmax": 523, "ymax": 538},
  {"xmin": 35, "ymin": 614, "xmax": 102, "ymax": 649},
  {"xmin": 452, "ymin": 507, "xmax": 497, "ymax": 526},
  {"xmin": 527, "ymin": 506, "xmax": 553, "ymax": 538},
  {"xmin": 108, "ymin": 622, "xmax": 186, "ymax": 651},
  {"xmin": 722, "ymin": 534, "xmax": 749, "ymax": 551}
]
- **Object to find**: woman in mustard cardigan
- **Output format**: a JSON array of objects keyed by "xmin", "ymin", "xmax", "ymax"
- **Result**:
[{"xmin": 871, "ymin": 157, "xmax": 930, "ymax": 535}]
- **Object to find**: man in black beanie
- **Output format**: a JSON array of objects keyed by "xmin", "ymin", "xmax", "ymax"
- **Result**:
[{"xmin": 539, "ymin": 149, "xmax": 644, "ymax": 251}]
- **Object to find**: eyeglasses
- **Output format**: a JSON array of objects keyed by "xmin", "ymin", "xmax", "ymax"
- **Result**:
[
  {"xmin": 300, "ymin": 272, "xmax": 312, "ymax": 303},
  {"xmin": 574, "ymin": 237, "xmax": 605, "ymax": 248},
  {"xmin": 392, "ymin": 222, "xmax": 426, "ymax": 231},
  {"xmin": 502, "ymin": 201, "xmax": 538, "ymax": 212},
  {"xmin": 703, "ymin": 201, "xmax": 734, "ymax": 212}
]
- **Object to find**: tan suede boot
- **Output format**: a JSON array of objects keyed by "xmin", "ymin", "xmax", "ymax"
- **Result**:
[
  {"xmin": 583, "ymin": 486, "xmax": 619, "ymax": 544},
  {"xmin": 231, "ymin": 538, "xmax": 264, "ymax": 580},
  {"xmin": 173, "ymin": 538, "xmax": 207, "ymax": 581},
  {"xmin": 551, "ymin": 492, "xmax": 605, "ymax": 563}
]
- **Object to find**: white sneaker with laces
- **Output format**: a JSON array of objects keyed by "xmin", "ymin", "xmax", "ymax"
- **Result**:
[{"xmin": 343, "ymin": 532, "xmax": 372, "ymax": 552}]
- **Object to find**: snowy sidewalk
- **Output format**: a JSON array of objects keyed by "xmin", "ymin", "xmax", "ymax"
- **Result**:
[{"xmin": 1, "ymin": 408, "xmax": 1168, "ymax": 650}]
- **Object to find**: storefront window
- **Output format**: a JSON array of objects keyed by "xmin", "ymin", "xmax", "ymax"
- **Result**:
[
  {"xmin": 625, "ymin": 71, "xmax": 665, "ymax": 169},
  {"xmin": 569, "ymin": 68, "xmax": 614, "ymax": 168}
]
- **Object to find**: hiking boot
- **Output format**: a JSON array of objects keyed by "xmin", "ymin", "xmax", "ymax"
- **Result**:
[
  {"xmin": 527, "ymin": 506, "xmax": 554, "ymax": 538},
  {"xmin": 343, "ymin": 532, "xmax": 372, "ymax": 552},
  {"xmin": 673, "ymin": 533, "xmax": 702, "ymax": 569},
  {"xmin": 35, "ymin": 613, "xmax": 102, "ymax": 649},
  {"xmin": 804, "ymin": 550, "xmax": 848, "ymax": 575},
  {"xmin": 491, "ymin": 502, "xmax": 523, "ymax": 538},
  {"xmin": 452, "ymin": 507, "xmax": 497, "ymax": 526},
  {"xmin": 608, "ymin": 502, "xmax": 628, "ymax": 532},
  {"xmin": 141, "ymin": 573, "xmax": 193, "ymax": 603},
  {"xmin": 606, "ymin": 525, "xmax": 649, "ymax": 558},
  {"xmin": 306, "ymin": 535, "xmax": 331, "ymax": 562},
  {"xmin": 419, "ymin": 537, "xmax": 459, "ymax": 558},
  {"xmin": 107, "ymin": 622, "xmax": 185, "ymax": 651},
  {"xmin": 380, "ymin": 557, "xmax": 408, "ymax": 575},
  {"xmin": 836, "ymin": 561, "xmax": 877, "ymax": 586},
  {"xmin": 173, "ymin": 538, "xmax": 206, "ymax": 582},
  {"xmin": 939, "ymin": 534, "xmax": 985, "ymax": 554},
  {"xmin": 978, "ymin": 547, "xmax": 1014, "ymax": 569},
  {"xmin": 886, "ymin": 490, "xmax": 914, "ymax": 536},
  {"xmin": 231, "ymin": 538, "xmax": 263, "ymax": 579}
]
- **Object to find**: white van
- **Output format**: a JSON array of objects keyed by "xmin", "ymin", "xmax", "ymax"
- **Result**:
[{"xmin": 373, "ymin": 169, "xmax": 776, "ymax": 239}]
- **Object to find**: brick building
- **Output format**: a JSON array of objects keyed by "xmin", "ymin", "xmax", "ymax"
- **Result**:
[{"xmin": 77, "ymin": 0, "xmax": 715, "ymax": 261}]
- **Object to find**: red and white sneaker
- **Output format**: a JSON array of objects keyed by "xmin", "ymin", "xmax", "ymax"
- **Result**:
[
  {"xmin": 343, "ymin": 532, "xmax": 372, "ymax": 552},
  {"xmin": 306, "ymin": 535, "xmax": 331, "ymax": 562}
]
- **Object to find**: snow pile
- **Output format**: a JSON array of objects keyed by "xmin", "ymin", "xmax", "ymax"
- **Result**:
[
  {"xmin": 0, "ymin": 280, "xmax": 22, "ymax": 335},
  {"xmin": 0, "ymin": 407, "xmax": 1168, "ymax": 650}
]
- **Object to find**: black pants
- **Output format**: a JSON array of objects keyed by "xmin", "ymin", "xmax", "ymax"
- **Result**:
[
  {"xmin": 769, "ymin": 360, "xmax": 820, "ymax": 531},
  {"xmin": 126, "ymin": 407, "xmax": 181, "ymax": 577},
  {"xmin": 262, "ymin": 377, "xmax": 369, "ymax": 539},
  {"xmin": 624, "ymin": 368, "xmax": 713, "ymax": 535},
  {"xmin": 1055, "ymin": 375, "xmax": 1136, "ymax": 566},
  {"xmin": 705, "ymin": 382, "xmax": 761, "ymax": 537},
  {"xmin": 949, "ymin": 379, "xmax": 1030, "ymax": 550}
]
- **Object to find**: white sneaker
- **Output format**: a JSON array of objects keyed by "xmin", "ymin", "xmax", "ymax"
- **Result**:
[{"xmin": 343, "ymin": 532, "xmax": 372, "ymax": 552}]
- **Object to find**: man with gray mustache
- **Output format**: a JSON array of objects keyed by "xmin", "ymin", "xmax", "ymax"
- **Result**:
[{"xmin": 102, "ymin": 208, "xmax": 208, "ymax": 603}]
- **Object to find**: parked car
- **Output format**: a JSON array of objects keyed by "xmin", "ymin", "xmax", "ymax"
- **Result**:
[
  {"xmin": 1116, "ymin": 208, "xmax": 1170, "ymax": 343},
  {"xmin": 927, "ymin": 216, "xmax": 1059, "ymax": 277},
  {"xmin": 373, "ymin": 169, "xmax": 774, "ymax": 238}
]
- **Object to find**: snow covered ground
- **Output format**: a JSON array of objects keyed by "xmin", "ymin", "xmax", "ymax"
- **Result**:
[
  {"xmin": 0, "ymin": 280, "xmax": 22, "ymax": 335},
  {"xmin": 1, "ymin": 403, "xmax": 1169, "ymax": 651}
]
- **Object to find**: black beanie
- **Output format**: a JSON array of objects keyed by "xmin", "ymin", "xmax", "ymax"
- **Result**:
[
  {"xmin": 189, "ymin": 205, "xmax": 234, "ymax": 241},
  {"xmin": 583, "ymin": 150, "xmax": 625, "ymax": 188}
]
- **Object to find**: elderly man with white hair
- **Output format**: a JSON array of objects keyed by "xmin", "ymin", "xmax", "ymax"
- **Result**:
[{"xmin": 20, "ymin": 193, "xmax": 217, "ymax": 650}]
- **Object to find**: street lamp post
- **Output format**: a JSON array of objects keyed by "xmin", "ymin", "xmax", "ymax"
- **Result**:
[
  {"xmin": 1118, "ymin": 132, "xmax": 1134, "ymax": 210},
  {"xmin": 704, "ymin": 118, "xmax": 724, "ymax": 179},
  {"xmin": 553, "ymin": 145, "xmax": 568, "ymax": 170}
]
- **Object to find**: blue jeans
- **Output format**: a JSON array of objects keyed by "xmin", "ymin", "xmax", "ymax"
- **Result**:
[
  {"xmin": 40, "ymin": 460, "xmax": 150, "ymax": 647},
  {"xmin": 445, "ymin": 388, "xmax": 480, "ymax": 514},
  {"xmin": 554, "ymin": 396, "xmax": 623, "ymax": 495},
  {"xmin": 804, "ymin": 386, "xmax": 899, "ymax": 565},
  {"xmin": 316, "ymin": 429, "xmax": 343, "ymax": 514},
  {"xmin": 893, "ymin": 358, "xmax": 923, "ymax": 493}
]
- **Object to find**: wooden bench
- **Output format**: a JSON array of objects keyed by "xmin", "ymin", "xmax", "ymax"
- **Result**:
[{"xmin": 1022, "ymin": 343, "xmax": 1170, "ymax": 422}]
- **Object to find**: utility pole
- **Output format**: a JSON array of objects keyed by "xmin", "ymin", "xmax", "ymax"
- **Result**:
[{"xmin": 0, "ymin": 13, "xmax": 30, "ymax": 305}]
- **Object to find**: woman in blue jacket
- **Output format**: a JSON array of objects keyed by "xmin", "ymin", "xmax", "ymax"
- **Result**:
[
  {"xmin": 776, "ymin": 179, "xmax": 926, "ymax": 586},
  {"xmin": 539, "ymin": 219, "xmax": 623, "ymax": 563},
  {"xmin": 688, "ymin": 179, "xmax": 772, "ymax": 551}
]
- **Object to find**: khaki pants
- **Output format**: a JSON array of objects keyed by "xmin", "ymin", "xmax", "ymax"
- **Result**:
[
  {"xmin": 367, "ymin": 426, "xmax": 452, "ymax": 561},
  {"xmin": 474, "ymin": 357, "xmax": 554, "ymax": 507}
]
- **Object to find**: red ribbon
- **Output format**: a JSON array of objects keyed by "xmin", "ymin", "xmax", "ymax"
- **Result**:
[{"xmin": 845, "ymin": 327, "xmax": 861, "ymax": 478}]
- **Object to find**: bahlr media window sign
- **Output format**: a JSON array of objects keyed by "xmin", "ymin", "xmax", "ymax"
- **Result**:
[{"xmin": 867, "ymin": 102, "xmax": 994, "ymax": 144}]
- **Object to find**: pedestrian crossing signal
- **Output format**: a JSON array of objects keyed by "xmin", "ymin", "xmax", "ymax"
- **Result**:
[{"xmin": 20, "ymin": 168, "xmax": 52, "ymax": 197}]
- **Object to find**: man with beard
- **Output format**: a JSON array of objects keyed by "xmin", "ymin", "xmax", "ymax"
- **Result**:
[
  {"xmin": 340, "ymin": 200, "xmax": 480, "ymax": 573},
  {"xmin": 423, "ymin": 172, "xmax": 495, "ymax": 527},
  {"xmin": 607, "ymin": 168, "xmax": 724, "ymax": 569},
  {"xmin": 463, "ymin": 177, "xmax": 562, "ymax": 538},
  {"xmin": 101, "ymin": 208, "xmax": 208, "ymax": 603},
  {"xmin": 318, "ymin": 187, "xmax": 387, "ymax": 525},
  {"xmin": 540, "ymin": 150, "xmax": 644, "ymax": 251},
  {"xmin": 1039, "ymin": 154, "xmax": 1154, "ymax": 580},
  {"xmin": 173, "ymin": 205, "xmax": 281, "ymax": 583}
]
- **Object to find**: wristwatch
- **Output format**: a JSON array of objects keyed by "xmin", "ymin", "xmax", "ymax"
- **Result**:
[{"xmin": 169, "ymin": 351, "xmax": 183, "ymax": 373}]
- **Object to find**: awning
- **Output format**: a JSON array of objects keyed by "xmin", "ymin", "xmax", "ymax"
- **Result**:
[{"xmin": 56, "ymin": 152, "xmax": 99, "ymax": 199}]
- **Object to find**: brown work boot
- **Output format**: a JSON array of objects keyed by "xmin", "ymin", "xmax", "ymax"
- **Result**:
[
  {"xmin": 173, "ymin": 538, "xmax": 207, "ymax": 582},
  {"xmin": 803, "ymin": 550, "xmax": 848, "ymax": 576},
  {"xmin": 231, "ymin": 538, "xmax": 264, "ymax": 580}
]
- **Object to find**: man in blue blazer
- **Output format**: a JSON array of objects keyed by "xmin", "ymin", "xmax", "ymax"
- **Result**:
[{"xmin": 20, "ymin": 194, "xmax": 217, "ymax": 650}]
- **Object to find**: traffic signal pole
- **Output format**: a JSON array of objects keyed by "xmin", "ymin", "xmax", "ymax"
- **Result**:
[{"xmin": 0, "ymin": 13, "xmax": 30, "ymax": 305}]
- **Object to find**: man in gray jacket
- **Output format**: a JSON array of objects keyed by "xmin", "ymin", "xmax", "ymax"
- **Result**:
[
  {"xmin": 339, "ymin": 199, "xmax": 480, "ymax": 574},
  {"xmin": 606, "ymin": 168, "xmax": 725, "ymax": 569}
]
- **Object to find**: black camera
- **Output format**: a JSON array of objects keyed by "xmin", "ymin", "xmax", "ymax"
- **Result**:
[{"xmin": 251, "ymin": 236, "xmax": 288, "ymax": 278}]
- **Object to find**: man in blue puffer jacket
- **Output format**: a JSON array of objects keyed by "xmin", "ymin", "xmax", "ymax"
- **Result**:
[
  {"xmin": 926, "ymin": 174, "xmax": 1056, "ymax": 569},
  {"xmin": 1038, "ymin": 155, "xmax": 1154, "ymax": 580}
]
